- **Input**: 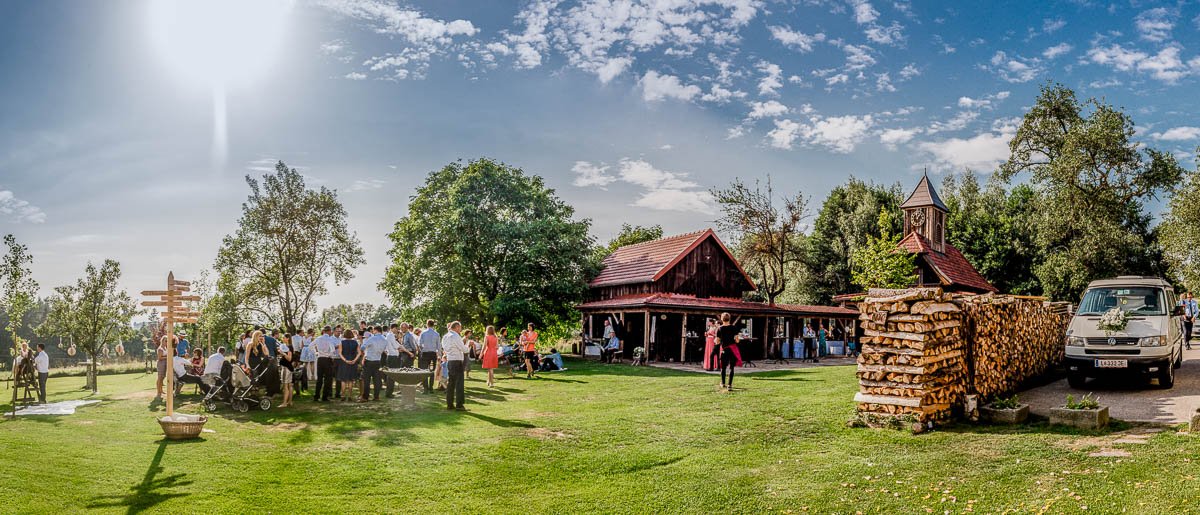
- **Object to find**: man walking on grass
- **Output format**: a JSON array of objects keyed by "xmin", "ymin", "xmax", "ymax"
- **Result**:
[
  {"xmin": 313, "ymin": 326, "xmax": 339, "ymax": 402},
  {"xmin": 360, "ymin": 326, "xmax": 387, "ymax": 401},
  {"xmin": 418, "ymin": 319, "xmax": 441, "ymax": 394},
  {"xmin": 441, "ymin": 321, "xmax": 469, "ymax": 411}
]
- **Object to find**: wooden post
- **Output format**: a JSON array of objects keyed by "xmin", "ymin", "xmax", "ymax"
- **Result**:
[
  {"xmin": 141, "ymin": 271, "xmax": 198, "ymax": 419},
  {"xmin": 680, "ymin": 313, "xmax": 688, "ymax": 362},
  {"xmin": 643, "ymin": 310, "xmax": 651, "ymax": 361}
]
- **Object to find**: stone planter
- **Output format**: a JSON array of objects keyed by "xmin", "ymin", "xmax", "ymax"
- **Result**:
[
  {"xmin": 1049, "ymin": 406, "xmax": 1109, "ymax": 429},
  {"xmin": 980, "ymin": 404, "xmax": 1030, "ymax": 425}
]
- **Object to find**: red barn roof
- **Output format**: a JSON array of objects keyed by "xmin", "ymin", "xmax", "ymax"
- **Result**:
[
  {"xmin": 900, "ymin": 173, "xmax": 948, "ymax": 211},
  {"xmin": 897, "ymin": 232, "xmax": 997, "ymax": 293},
  {"xmin": 577, "ymin": 293, "xmax": 785, "ymax": 314},
  {"xmin": 589, "ymin": 229, "xmax": 755, "ymax": 289}
]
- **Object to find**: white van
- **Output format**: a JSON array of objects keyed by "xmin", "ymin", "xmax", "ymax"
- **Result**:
[{"xmin": 1065, "ymin": 276, "xmax": 1184, "ymax": 389}]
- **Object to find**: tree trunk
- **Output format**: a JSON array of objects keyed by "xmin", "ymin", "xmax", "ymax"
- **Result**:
[{"xmin": 91, "ymin": 354, "xmax": 99, "ymax": 394}]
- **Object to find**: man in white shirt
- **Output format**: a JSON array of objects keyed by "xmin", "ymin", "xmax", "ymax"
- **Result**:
[
  {"xmin": 34, "ymin": 344, "xmax": 49, "ymax": 404},
  {"xmin": 440, "ymin": 321, "xmax": 469, "ymax": 411},
  {"xmin": 418, "ymin": 320, "xmax": 441, "ymax": 394},
  {"xmin": 311, "ymin": 326, "xmax": 340, "ymax": 402},
  {"xmin": 360, "ymin": 326, "xmax": 388, "ymax": 401},
  {"xmin": 172, "ymin": 355, "xmax": 203, "ymax": 394},
  {"xmin": 201, "ymin": 347, "xmax": 226, "ymax": 393},
  {"xmin": 383, "ymin": 324, "xmax": 402, "ymax": 397}
]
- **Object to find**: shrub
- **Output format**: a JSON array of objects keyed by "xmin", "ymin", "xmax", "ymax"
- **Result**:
[
  {"xmin": 1064, "ymin": 393, "xmax": 1101, "ymax": 410},
  {"xmin": 990, "ymin": 394, "xmax": 1022, "ymax": 410}
]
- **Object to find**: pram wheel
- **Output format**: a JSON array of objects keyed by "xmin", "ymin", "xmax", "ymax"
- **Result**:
[
  {"xmin": 233, "ymin": 399, "xmax": 249, "ymax": 413},
  {"xmin": 259, "ymin": 398, "xmax": 272, "ymax": 411},
  {"xmin": 204, "ymin": 400, "xmax": 218, "ymax": 413}
]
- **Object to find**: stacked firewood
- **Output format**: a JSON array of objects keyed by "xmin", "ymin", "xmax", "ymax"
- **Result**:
[
  {"xmin": 854, "ymin": 288, "xmax": 966, "ymax": 428},
  {"xmin": 955, "ymin": 294, "xmax": 1068, "ymax": 398}
]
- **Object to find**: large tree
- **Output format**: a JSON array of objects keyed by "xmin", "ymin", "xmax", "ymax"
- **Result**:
[
  {"xmin": 594, "ymin": 223, "xmax": 663, "ymax": 262},
  {"xmin": 850, "ymin": 209, "xmax": 916, "ymax": 289},
  {"xmin": 319, "ymin": 303, "xmax": 383, "ymax": 328},
  {"xmin": 216, "ymin": 161, "xmax": 364, "ymax": 332},
  {"xmin": 1158, "ymin": 170, "xmax": 1200, "ymax": 293},
  {"xmin": 711, "ymin": 177, "xmax": 809, "ymax": 305},
  {"xmin": 37, "ymin": 260, "xmax": 139, "ymax": 393},
  {"xmin": 998, "ymin": 83, "xmax": 1184, "ymax": 300},
  {"xmin": 193, "ymin": 269, "xmax": 246, "ymax": 349},
  {"xmin": 801, "ymin": 177, "xmax": 903, "ymax": 303},
  {"xmin": 940, "ymin": 171, "xmax": 1042, "ymax": 295},
  {"xmin": 380, "ymin": 158, "xmax": 595, "ymax": 328},
  {"xmin": 0, "ymin": 234, "xmax": 38, "ymax": 358}
]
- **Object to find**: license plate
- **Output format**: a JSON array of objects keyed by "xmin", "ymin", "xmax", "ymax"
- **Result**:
[{"xmin": 1095, "ymin": 359, "xmax": 1128, "ymax": 368}]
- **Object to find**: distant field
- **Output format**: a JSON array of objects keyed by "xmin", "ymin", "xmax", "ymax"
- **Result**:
[{"xmin": 1, "ymin": 360, "xmax": 1197, "ymax": 514}]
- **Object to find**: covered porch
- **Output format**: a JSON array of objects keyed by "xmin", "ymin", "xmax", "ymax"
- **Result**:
[{"xmin": 578, "ymin": 293, "xmax": 859, "ymax": 364}]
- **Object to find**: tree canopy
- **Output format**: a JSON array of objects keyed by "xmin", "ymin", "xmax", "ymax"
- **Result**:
[
  {"xmin": 216, "ymin": 161, "xmax": 364, "ymax": 332},
  {"xmin": 0, "ymin": 234, "xmax": 38, "ymax": 354},
  {"xmin": 37, "ymin": 260, "xmax": 138, "ymax": 392},
  {"xmin": 595, "ymin": 224, "xmax": 663, "ymax": 262},
  {"xmin": 997, "ymin": 83, "xmax": 1183, "ymax": 300},
  {"xmin": 800, "ymin": 177, "xmax": 902, "ymax": 303},
  {"xmin": 380, "ymin": 158, "xmax": 595, "ymax": 328},
  {"xmin": 850, "ymin": 209, "xmax": 916, "ymax": 290},
  {"xmin": 940, "ymin": 172, "xmax": 1042, "ymax": 295},
  {"xmin": 711, "ymin": 177, "xmax": 808, "ymax": 305},
  {"xmin": 1159, "ymin": 171, "xmax": 1200, "ymax": 293}
]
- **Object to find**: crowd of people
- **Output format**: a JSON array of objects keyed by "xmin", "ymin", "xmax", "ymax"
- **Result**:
[{"xmin": 155, "ymin": 320, "xmax": 567, "ymax": 411}]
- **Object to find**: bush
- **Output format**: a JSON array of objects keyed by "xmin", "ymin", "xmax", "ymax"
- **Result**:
[{"xmin": 990, "ymin": 394, "xmax": 1022, "ymax": 410}]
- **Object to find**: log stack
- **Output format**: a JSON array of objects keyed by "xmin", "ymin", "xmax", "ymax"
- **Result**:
[
  {"xmin": 956, "ymin": 294, "xmax": 1068, "ymax": 399},
  {"xmin": 854, "ymin": 288, "xmax": 966, "ymax": 428}
]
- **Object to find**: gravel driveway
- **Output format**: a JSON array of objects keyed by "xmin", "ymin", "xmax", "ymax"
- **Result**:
[{"xmin": 1019, "ymin": 347, "xmax": 1200, "ymax": 424}]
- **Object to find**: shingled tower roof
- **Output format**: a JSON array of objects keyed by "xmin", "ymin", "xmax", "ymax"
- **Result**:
[{"xmin": 900, "ymin": 172, "xmax": 948, "ymax": 212}]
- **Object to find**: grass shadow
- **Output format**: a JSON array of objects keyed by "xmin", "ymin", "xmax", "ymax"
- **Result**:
[
  {"xmin": 88, "ymin": 439, "xmax": 193, "ymax": 514},
  {"xmin": 463, "ymin": 411, "xmax": 535, "ymax": 428},
  {"xmin": 938, "ymin": 415, "xmax": 1138, "ymax": 436}
]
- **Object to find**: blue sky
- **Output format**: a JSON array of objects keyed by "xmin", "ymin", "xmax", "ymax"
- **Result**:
[{"xmin": 2, "ymin": 0, "xmax": 1199, "ymax": 309}]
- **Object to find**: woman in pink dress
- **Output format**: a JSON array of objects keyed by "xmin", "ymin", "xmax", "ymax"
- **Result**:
[
  {"xmin": 481, "ymin": 325, "xmax": 500, "ymax": 387},
  {"xmin": 703, "ymin": 320, "xmax": 719, "ymax": 371}
]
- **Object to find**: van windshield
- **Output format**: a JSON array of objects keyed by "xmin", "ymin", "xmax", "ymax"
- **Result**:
[{"xmin": 1077, "ymin": 287, "xmax": 1166, "ymax": 316}]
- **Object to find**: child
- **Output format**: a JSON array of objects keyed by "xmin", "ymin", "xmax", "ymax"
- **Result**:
[{"xmin": 464, "ymin": 329, "xmax": 478, "ymax": 379}]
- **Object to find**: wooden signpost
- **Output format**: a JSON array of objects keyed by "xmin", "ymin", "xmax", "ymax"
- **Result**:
[{"xmin": 141, "ymin": 272, "xmax": 200, "ymax": 418}]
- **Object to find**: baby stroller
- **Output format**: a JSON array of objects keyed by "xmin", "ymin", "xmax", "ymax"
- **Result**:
[
  {"xmin": 631, "ymin": 346, "xmax": 646, "ymax": 366},
  {"xmin": 202, "ymin": 361, "xmax": 273, "ymax": 413}
]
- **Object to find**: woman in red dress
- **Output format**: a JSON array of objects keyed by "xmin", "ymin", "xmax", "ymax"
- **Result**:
[
  {"xmin": 703, "ymin": 319, "xmax": 719, "ymax": 371},
  {"xmin": 481, "ymin": 325, "xmax": 500, "ymax": 387}
]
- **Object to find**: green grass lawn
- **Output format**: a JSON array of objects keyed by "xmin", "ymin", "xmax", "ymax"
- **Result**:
[{"xmin": 1, "ymin": 360, "xmax": 1197, "ymax": 514}]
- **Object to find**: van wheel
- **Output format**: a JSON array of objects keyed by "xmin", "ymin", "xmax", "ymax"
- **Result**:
[
  {"xmin": 1067, "ymin": 373, "xmax": 1087, "ymax": 389},
  {"xmin": 1175, "ymin": 349, "xmax": 1183, "ymax": 369},
  {"xmin": 1159, "ymin": 362, "xmax": 1175, "ymax": 389}
]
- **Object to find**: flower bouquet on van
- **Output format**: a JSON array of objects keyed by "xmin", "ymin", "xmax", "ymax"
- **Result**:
[{"xmin": 1097, "ymin": 307, "xmax": 1129, "ymax": 334}]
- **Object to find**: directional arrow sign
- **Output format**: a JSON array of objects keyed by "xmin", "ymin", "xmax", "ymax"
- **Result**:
[
  {"xmin": 164, "ymin": 318, "xmax": 198, "ymax": 324},
  {"xmin": 170, "ymin": 280, "xmax": 191, "ymax": 287},
  {"xmin": 141, "ymin": 301, "xmax": 182, "ymax": 307}
]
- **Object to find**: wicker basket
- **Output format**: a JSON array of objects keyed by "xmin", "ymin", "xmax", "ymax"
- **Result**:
[{"xmin": 158, "ymin": 416, "xmax": 208, "ymax": 440}]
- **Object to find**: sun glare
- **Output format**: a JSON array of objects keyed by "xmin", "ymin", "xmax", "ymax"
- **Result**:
[
  {"xmin": 148, "ymin": 0, "xmax": 293, "ymax": 87},
  {"xmin": 148, "ymin": 0, "xmax": 293, "ymax": 167}
]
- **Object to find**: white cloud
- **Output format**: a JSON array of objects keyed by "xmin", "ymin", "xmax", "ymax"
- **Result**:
[
  {"xmin": 916, "ymin": 125, "xmax": 1016, "ymax": 172},
  {"xmin": 571, "ymin": 161, "xmax": 616, "ymax": 188},
  {"xmin": 1087, "ymin": 43, "xmax": 1194, "ymax": 83},
  {"xmin": 1042, "ymin": 43, "xmax": 1072, "ymax": 59},
  {"xmin": 864, "ymin": 21, "xmax": 905, "ymax": 46},
  {"xmin": 985, "ymin": 51, "xmax": 1042, "ymax": 83},
  {"xmin": 617, "ymin": 159, "xmax": 713, "ymax": 214},
  {"xmin": 726, "ymin": 125, "xmax": 747, "ymax": 139},
  {"xmin": 1152, "ymin": 126, "xmax": 1200, "ymax": 141},
  {"xmin": 850, "ymin": 0, "xmax": 879, "ymax": 24},
  {"xmin": 825, "ymin": 73, "xmax": 849, "ymax": 86},
  {"xmin": 879, "ymin": 127, "xmax": 918, "ymax": 150},
  {"xmin": 956, "ymin": 91, "xmax": 1008, "ymax": 110},
  {"xmin": 1088, "ymin": 78, "xmax": 1122, "ymax": 88},
  {"xmin": 898, "ymin": 63, "xmax": 920, "ymax": 79},
  {"xmin": 345, "ymin": 178, "xmax": 387, "ymax": 192},
  {"xmin": 767, "ymin": 119, "xmax": 802, "ymax": 149},
  {"xmin": 0, "ymin": 189, "xmax": 46, "ymax": 224},
  {"xmin": 319, "ymin": 0, "xmax": 478, "ymax": 79},
  {"xmin": 344, "ymin": 72, "xmax": 368, "ymax": 80},
  {"xmin": 1135, "ymin": 7, "xmax": 1174, "ymax": 43},
  {"xmin": 769, "ymin": 26, "xmax": 825, "ymax": 52},
  {"xmin": 659, "ymin": 144, "xmax": 673, "ymax": 150},
  {"xmin": 595, "ymin": 57, "xmax": 632, "ymax": 83},
  {"xmin": 747, "ymin": 100, "xmax": 789, "ymax": 119},
  {"xmin": 756, "ymin": 61, "xmax": 784, "ymax": 96},
  {"xmin": 768, "ymin": 114, "xmax": 875, "ymax": 153},
  {"xmin": 700, "ymin": 84, "xmax": 744, "ymax": 103},
  {"xmin": 503, "ymin": 0, "xmax": 553, "ymax": 69},
  {"xmin": 640, "ymin": 71, "xmax": 701, "ymax": 102},
  {"xmin": 875, "ymin": 72, "xmax": 895, "ymax": 92},
  {"xmin": 843, "ymin": 44, "xmax": 876, "ymax": 70},
  {"xmin": 927, "ymin": 110, "xmax": 980, "ymax": 134},
  {"xmin": 1042, "ymin": 18, "xmax": 1066, "ymax": 34}
]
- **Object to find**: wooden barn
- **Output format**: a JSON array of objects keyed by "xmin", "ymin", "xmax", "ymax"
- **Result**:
[{"xmin": 578, "ymin": 229, "xmax": 859, "ymax": 362}]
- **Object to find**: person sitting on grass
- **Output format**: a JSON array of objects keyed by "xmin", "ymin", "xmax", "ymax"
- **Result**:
[{"xmin": 538, "ymin": 348, "xmax": 565, "ymax": 371}]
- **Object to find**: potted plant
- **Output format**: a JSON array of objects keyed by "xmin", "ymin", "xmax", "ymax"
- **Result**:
[
  {"xmin": 980, "ymin": 394, "xmax": 1029, "ymax": 424},
  {"xmin": 1050, "ymin": 393, "xmax": 1109, "ymax": 429}
]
